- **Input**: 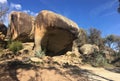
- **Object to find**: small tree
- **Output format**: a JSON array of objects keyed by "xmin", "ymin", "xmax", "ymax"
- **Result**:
[
  {"xmin": 104, "ymin": 35, "xmax": 120, "ymax": 62},
  {"xmin": 87, "ymin": 28, "xmax": 104, "ymax": 49},
  {"xmin": 104, "ymin": 34, "xmax": 120, "ymax": 51},
  {"xmin": 104, "ymin": 35, "xmax": 116, "ymax": 49},
  {"xmin": 116, "ymin": 36, "xmax": 120, "ymax": 52},
  {"xmin": 82, "ymin": 50, "xmax": 108, "ymax": 67}
]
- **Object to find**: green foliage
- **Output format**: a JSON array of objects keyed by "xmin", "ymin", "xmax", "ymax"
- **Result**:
[
  {"xmin": 111, "ymin": 52, "xmax": 120, "ymax": 67},
  {"xmin": 75, "ymin": 28, "xmax": 87, "ymax": 47},
  {"xmin": 35, "ymin": 48, "xmax": 46, "ymax": 58},
  {"xmin": 83, "ymin": 51, "xmax": 108, "ymax": 67},
  {"xmin": 104, "ymin": 34, "xmax": 117, "ymax": 49},
  {"xmin": 8, "ymin": 41, "xmax": 23, "ymax": 54},
  {"xmin": 87, "ymin": 28, "xmax": 104, "ymax": 49},
  {"xmin": 7, "ymin": 39, "xmax": 12, "ymax": 47},
  {"xmin": 104, "ymin": 34, "xmax": 120, "ymax": 52},
  {"xmin": 91, "ymin": 52, "xmax": 107, "ymax": 67},
  {"xmin": 114, "ymin": 52, "xmax": 120, "ymax": 59}
]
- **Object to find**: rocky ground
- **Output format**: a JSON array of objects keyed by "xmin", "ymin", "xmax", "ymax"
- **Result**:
[{"xmin": 0, "ymin": 43, "xmax": 120, "ymax": 81}]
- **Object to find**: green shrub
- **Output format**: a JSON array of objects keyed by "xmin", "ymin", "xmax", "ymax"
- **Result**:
[
  {"xmin": 91, "ymin": 52, "xmax": 107, "ymax": 67},
  {"xmin": 111, "ymin": 52, "xmax": 120, "ymax": 66},
  {"xmin": 114, "ymin": 52, "xmax": 120, "ymax": 59},
  {"xmin": 83, "ymin": 51, "xmax": 108, "ymax": 67},
  {"xmin": 35, "ymin": 48, "xmax": 46, "ymax": 58},
  {"xmin": 8, "ymin": 41, "xmax": 23, "ymax": 54}
]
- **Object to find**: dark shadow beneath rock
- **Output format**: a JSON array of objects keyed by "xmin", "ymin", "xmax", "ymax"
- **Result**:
[{"xmin": 0, "ymin": 60, "xmax": 38, "ymax": 81}]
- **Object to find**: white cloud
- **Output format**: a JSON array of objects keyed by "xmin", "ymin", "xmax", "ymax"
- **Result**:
[
  {"xmin": 30, "ymin": 12, "xmax": 38, "ymax": 16},
  {"xmin": 23, "ymin": 10, "xmax": 31, "ymax": 13},
  {"xmin": 90, "ymin": 0, "xmax": 118, "ymax": 17},
  {"xmin": 23, "ymin": 10, "xmax": 38, "ymax": 16},
  {"xmin": 10, "ymin": 3, "xmax": 22, "ymax": 10},
  {"xmin": 0, "ymin": 0, "xmax": 7, "ymax": 4}
]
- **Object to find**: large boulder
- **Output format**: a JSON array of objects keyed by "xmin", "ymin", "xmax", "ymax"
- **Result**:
[
  {"xmin": 5, "ymin": 11, "xmax": 34, "ymax": 42},
  {"xmin": 0, "ymin": 22, "xmax": 7, "ymax": 48},
  {"xmin": 34, "ymin": 10, "xmax": 79, "ymax": 56},
  {"xmin": 80, "ymin": 44, "xmax": 99, "ymax": 55},
  {"xmin": 0, "ymin": 22, "xmax": 7, "ymax": 41},
  {"xmin": 72, "ymin": 28, "xmax": 87, "ymax": 56}
]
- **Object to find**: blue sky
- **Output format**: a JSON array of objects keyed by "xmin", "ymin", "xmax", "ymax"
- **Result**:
[{"xmin": 0, "ymin": 0, "xmax": 120, "ymax": 36}]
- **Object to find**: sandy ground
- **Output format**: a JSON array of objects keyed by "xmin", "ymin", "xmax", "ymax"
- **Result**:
[
  {"xmin": 0, "ymin": 57, "xmax": 120, "ymax": 81},
  {"xmin": 0, "ymin": 42, "xmax": 120, "ymax": 81},
  {"xmin": 80, "ymin": 65, "xmax": 120, "ymax": 81}
]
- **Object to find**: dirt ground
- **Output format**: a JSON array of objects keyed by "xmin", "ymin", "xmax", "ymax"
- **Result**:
[
  {"xmin": 80, "ymin": 65, "xmax": 120, "ymax": 81},
  {"xmin": 0, "ymin": 58, "xmax": 120, "ymax": 81},
  {"xmin": 0, "ymin": 43, "xmax": 120, "ymax": 81},
  {"xmin": 0, "ymin": 60, "xmax": 88, "ymax": 81}
]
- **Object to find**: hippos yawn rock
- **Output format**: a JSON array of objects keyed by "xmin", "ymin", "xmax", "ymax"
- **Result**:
[
  {"xmin": 5, "ymin": 11, "xmax": 34, "ymax": 42},
  {"xmin": 34, "ymin": 10, "xmax": 79, "ymax": 56}
]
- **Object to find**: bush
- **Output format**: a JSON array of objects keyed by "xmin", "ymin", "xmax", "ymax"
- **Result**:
[
  {"xmin": 114, "ymin": 52, "xmax": 120, "ymax": 59},
  {"xmin": 87, "ymin": 28, "xmax": 104, "ymax": 49},
  {"xmin": 111, "ymin": 52, "xmax": 120, "ymax": 66},
  {"xmin": 91, "ymin": 52, "xmax": 107, "ymax": 67},
  {"xmin": 75, "ymin": 28, "xmax": 87, "ymax": 47},
  {"xmin": 35, "ymin": 48, "xmax": 46, "ymax": 58},
  {"xmin": 83, "ymin": 51, "xmax": 108, "ymax": 67},
  {"xmin": 8, "ymin": 41, "xmax": 23, "ymax": 54}
]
